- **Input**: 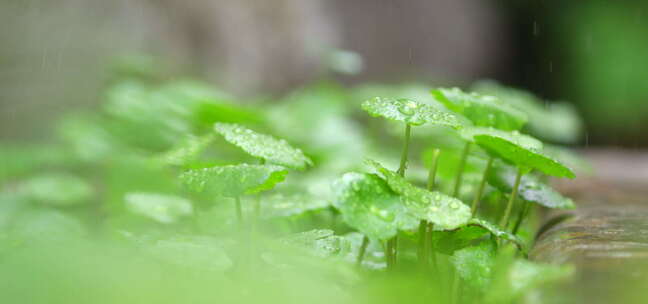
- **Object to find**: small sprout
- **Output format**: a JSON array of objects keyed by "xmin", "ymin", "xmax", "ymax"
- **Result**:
[
  {"xmin": 432, "ymin": 87, "xmax": 528, "ymax": 130},
  {"xmin": 214, "ymin": 123, "xmax": 312, "ymax": 170},
  {"xmin": 125, "ymin": 192, "xmax": 193, "ymax": 224},
  {"xmin": 179, "ymin": 164, "xmax": 287, "ymax": 197}
]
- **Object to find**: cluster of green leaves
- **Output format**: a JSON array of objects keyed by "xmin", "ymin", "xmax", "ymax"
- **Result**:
[
  {"xmin": 0, "ymin": 61, "xmax": 582, "ymax": 304},
  {"xmin": 330, "ymin": 84, "xmax": 579, "ymax": 301}
]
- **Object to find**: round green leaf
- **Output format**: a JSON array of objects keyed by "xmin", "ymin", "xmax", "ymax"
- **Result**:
[
  {"xmin": 214, "ymin": 123, "xmax": 312, "ymax": 170},
  {"xmin": 179, "ymin": 164, "xmax": 287, "ymax": 197},
  {"xmin": 432, "ymin": 88, "xmax": 527, "ymax": 130},
  {"xmin": 332, "ymin": 172, "xmax": 419, "ymax": 240},
  {"xmin": 361, "ymin": 97, "xmax": 461, "ymax": 128},
  {"xmin": 19, "ymin": 173, "xmax": 93, "ymax": 207},
  {"xmin": 473, "ymin": 133, "xmax": 575, "ymax": 178},
  {"xmin": 488, "ymin": 166, "xmax": 575, "ymax": 209},
  {"xmin": 125, "ymin": 192, "xmax": 194, "ymax": 224},
  {"xmin": 451, "ymin": 242, "xmax": 495, "ymax": 291},
  {"xmin": 459, "ymin": 127, "xmax": 542, "ymax": 149},
  {"xmin": 366, "ymin": 159, "xmax": 471, "ymax": 230}
]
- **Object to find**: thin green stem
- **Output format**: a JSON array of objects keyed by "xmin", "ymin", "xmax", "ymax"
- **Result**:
[
  {"xmin": 453, "ymin": 143, "xmax": 471, "ymax": 197},
  {"xmin": 389, "ymin": 124, "xmax": 412, "ymax": 270},
  {"xmin": 397, "ymin": 124, "xmax": 412, "ymax": 177},
  {"xmin": 427, "ymin": 148, "xmax": 441, "ymax": 191},
  {"xmin": 385, "ymin": 239, "xmax": 394, "ymax": 270},
  {"xmin": 499, "ymin": 168, "xmax": 524, "ymax": 229},
  {"xmin": 419, "ymin": 148, "xmax": 440, "ymax": 269},
  {"xmin": 427, "ymin": 222, "xmax": 437, "ymax": 270},
  {"xmin": 471, "ymin": 157, "xmax": 494, "ymax": 216},
  {"xmin": 418, "ymin": 220, "xmax": 429, "ymax": 268},
  {"xmin": 451, "ymin": 272, "xmax": 462, "ymax": 304},
  {"xmin": 356, "ymin": 236, "xmax": 370, "ymax": 266},
  {"xmin": 393, "ymin": 235, "xmax": 399, "ymax": 263},
  {"xmin": 254, "ymin": 158, "xmax": 266, "ymax": 221},
  {"xmin": 512, "ymin": 201, "xmax": 531, "ymax": 235}
]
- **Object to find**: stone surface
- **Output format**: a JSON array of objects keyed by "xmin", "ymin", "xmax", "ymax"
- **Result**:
[{"xmin": 532, "ymin": 149, "xmax": 648, "ymax": 303}]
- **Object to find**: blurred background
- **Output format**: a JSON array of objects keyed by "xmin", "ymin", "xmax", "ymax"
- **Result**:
[{"xmin": 1, "ymin": 0, "xmax": 648, "ymax": 146}]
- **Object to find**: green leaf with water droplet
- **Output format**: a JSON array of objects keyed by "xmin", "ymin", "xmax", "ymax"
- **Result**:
[
  {"xmin": 366, "ymin": 159, "xmax": 471, "ymax": 230},
  {"xmin": 332, "ymin": 173, "xmax": 418, "ymax": 240},
  {"xmin": 432, "ymin": 88, "xmax": 527, "ymax": 130},
  {"xmin": 214, "ymin": 123, "xmax": 312, "ymax": 170},
  {"xmin": 179, "ymin": 164, "xmax": 287, "ymax": 197},
  {"xmin": 125, "ymin": 192, "xmax": 193, "ymax": 224},
  {"xmin": 361, "ymin": 97, "xmax": 461, "ymax": 128},
  {"xmin": 157, "ymin": 134, "xmax": 215, "ymax": 167},
  {"xmin": 488, "ymin": 165, "xmax": 575, "ymax": 209},
  {"xmin": 468, "ymin": 218, "xmax": 526, "ymax": 254},
  {"xmin": 19, "ymin": 173, "xmax": 93, "ymax": 207},
  {"xmin": 473, "ymin": 132, "xmax": 575, "ymax": 178},
  {"xmin": 452, "ymin": 242, "xmax": 496, "ymax": 292},
  {"xmin": 459, "ymin": 127, "xmax": 542, "ymax": 149}
]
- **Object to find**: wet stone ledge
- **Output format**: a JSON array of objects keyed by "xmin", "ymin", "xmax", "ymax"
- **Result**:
[{"xmin": 532, "ymin": 149, "xmax": 648, "ymax": 303}]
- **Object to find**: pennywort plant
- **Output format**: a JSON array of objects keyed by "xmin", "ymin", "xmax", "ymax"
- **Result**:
[
  {"xmin": 360, "ymin": 97, "xmax": 461, "ymax": 268},
  {"xmin": 0, "ymin": 66, "xmax": 583, "ymax": 304},
  {"xmin": 180, "ymin": 123, "xmax": 311, "ymax": 224}
]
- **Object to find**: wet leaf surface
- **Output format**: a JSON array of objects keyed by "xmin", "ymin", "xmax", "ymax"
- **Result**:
[
  {"xmin": 180, "ymin": 164, "xmax": 287, "ymax": 197},
  {"xmin": 332, "ymin": 172, "xmax": 418, "ymax": 240},
  {"xmin": 488, "ymin": 165, "xmax": 575, "ymax": 209},
  {"xmin": 367, "ymin": 159, "xmax": 471, "ymax": 230},
  {"xmin": 474, "ymin": 133, "xmax": 575, "ymax": 178},
  {"xmin": 432, "ymin": 87, "xmax": 527, "ymax": 130},
  {"xmin": 214, "ymin": 123, "xmax": 312, "ymax": 170},
  {"xmin": 361, "ymin": 97, "xmax": 461, "ymax": 128},
  {"xmin": 452, "ymin": 241, "xmax": 496, "ymax": 291}
]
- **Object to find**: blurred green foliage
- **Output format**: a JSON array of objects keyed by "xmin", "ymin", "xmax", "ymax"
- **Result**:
[{"xmin": 0, "ymin": 58, "xmax": 592, "ymax": 304}]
